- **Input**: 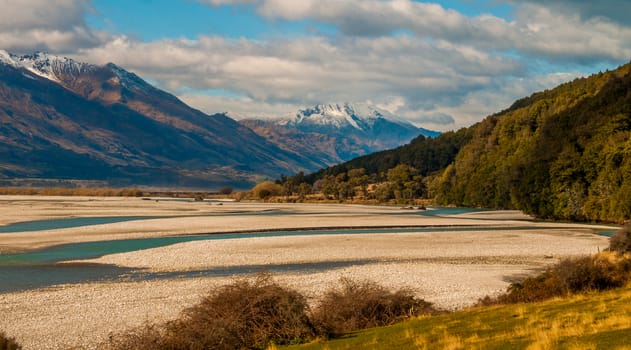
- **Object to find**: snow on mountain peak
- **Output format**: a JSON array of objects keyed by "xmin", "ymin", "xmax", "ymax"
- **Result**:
[
  {"xmin": 0, "ymin": 50, "xmax": 18, "ymax": 67},
  {"xmin": 0, "ymin": 51, "xmax": 153, "ymax": 95},
  {"xmin": 0, "ymin": 51, "xmax": 97, "ymax": 83},
  {"xmin": 293, "ymin": 102, "xmax": 413, "ymax": 131},
  {"xmin": 105, "ymin": 62, "xmax": 157, "ymax": 93}
]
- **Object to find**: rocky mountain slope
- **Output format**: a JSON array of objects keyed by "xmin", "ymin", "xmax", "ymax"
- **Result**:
[
  {"xmin": 240, "ymin": 103, "xmax": 439, "ymax": 167},
  {"xmin": 0, "ymin": 51, "xmax": 321, "ymax": 188}
]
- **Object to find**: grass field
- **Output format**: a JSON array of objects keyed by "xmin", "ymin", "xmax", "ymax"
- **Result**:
[{"xmin": 285, "ymin": 287, "xmax": 631, "ymax": 350}]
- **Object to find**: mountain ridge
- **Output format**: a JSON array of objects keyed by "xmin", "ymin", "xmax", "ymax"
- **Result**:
[
  {"xmin": 240, "ymin": 102, "xmax": 439, "ymax": 167},
  {"xmin": 0, "ymin": 51, "xmax": 322, "ymax": 188}
]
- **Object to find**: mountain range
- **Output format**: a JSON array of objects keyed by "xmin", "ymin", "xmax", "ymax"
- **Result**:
[
  {"xmin": 0, "ymin": 51, "xmax": 436, "ymax": 188},
  {"xmin": 1, "ymin": 51, "xmax": 430, "ymax": 188},
  {"xmin": 240, "ymin": 103, "xmax": 439, "ymax": 167}
]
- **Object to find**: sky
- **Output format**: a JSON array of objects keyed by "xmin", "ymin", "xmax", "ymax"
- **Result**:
[{"xmin": 2, "ymin": 0, "xmax": 631, "ymax": 131}]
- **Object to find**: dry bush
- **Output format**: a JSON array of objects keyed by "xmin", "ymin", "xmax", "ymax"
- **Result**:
[
  {"xmin": 0, "ymin": 332, "xmax": 21, "ymax": 350},
  {"xmin": 251, "ymin": 181, "xmax": 283, "ymax": 200},
  {"xmin": 101, "ymin": 274, "xmax": 314, "ymax": 350},
  {"xmin": 171, "ymin": 274, "xmax": 314, "ymax": 349},
  {"xmin": 311, "ymin": 278, "xmax": 438, "ymax": 337},
  {"xmin": 556, "ymin": 254, "xmax": 629, "ymax": 292},
  {"xmin": 480, "ymin": 253, "xmax": 631, "ymax": 305},
  {"xmin": 491, "ymin": 271, "xmax": 566, "ymax": 304},
  {"xmin": 610, "ymin": 224, "xmax": 631, "ymax": 254},
  {"xmin": 100, "ymin": 323, "xmax": 168, "ymax": 350},
  {"xmin": 102, "ymin": 276, "xmax": 444, "ymax": 348}
]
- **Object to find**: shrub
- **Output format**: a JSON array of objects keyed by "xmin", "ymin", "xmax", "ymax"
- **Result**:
[
  {"xmin": 103, "ymin": 276, "xmax": 444, "ymax": 348},
  {"xmin": 101, "ymin": 274, "xmax": 314, "ymax": 350},
  {"xmin": 0, "ymin": 332, "xmax": 21, "ymax": 350},
  {"xmin": 610, "ymin": 223, "xmax": 631, "ymax": 254},
  {"xmin": 219, "ymin": 186, "xmax": 233, "ymax": 195},
  {"xmin": 100, "ymin": 323, "xmax": 167, "ymax": 350},
  {"xmin": 489, "ymin": 271, "xmax": 566, "ymax": 304},
  {"xmin": 172, "ymin": 274, "xmax": 314, "ymax": 349},
  {"xmin": 481, "ymin": 253, "xmax": 631, "ymax": 305},
  {"xmin": 311, "ymin": 278, "xmax": 437, "ymax": 337},
  {"xmin": 251, "ymin": 181, "xmax": 283, "ymax": 200},
  {"xmin": 556, "ymin": 254, "xmax": 628, "ymax": 292}
]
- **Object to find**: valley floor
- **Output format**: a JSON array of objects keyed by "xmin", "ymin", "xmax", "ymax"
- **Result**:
[{"xmin": 0, "ymin": 196, "xmax": 615, "ymax": 349}]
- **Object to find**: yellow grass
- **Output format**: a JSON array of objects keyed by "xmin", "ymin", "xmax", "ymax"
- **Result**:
[{"xmin": 287, "ymin": 287, "xmax": 631, "ymax": 350}]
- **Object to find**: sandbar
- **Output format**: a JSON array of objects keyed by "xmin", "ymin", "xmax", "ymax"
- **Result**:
[{"xmin": 0, "ymin": 196, "xmax": 615, "ymax": 349}]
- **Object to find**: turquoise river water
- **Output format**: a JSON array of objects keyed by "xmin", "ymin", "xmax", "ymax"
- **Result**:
[{"xmin": 0, "ymin": 207, "xmax": 612, "ymax": 293}]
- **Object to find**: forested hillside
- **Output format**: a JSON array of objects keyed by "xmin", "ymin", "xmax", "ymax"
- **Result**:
[
  {"xmin": 436, "ymin": 62, "xmax": 631, "ymax": 222},
  {"xmin": 284, "ymin": 61, "xmax": 631, "ymax": 223},
  {"xmin": 305, "ymin": 128, "xmax": 473, "ymax": 182}
]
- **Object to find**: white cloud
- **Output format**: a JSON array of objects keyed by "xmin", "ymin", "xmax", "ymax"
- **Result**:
[
  {"xmin": 0, "ymin": 0, "xmax": 90, "ymax": 31},
  {"xmin": 179, "ymin": 94, "xmax": 300, "ymax": 119},
  {"xmin": 511, "ymin": 0, "xmax": 631, "ymax": 26},
  {"xmin": 417, "ymin": 71, "xmax": 584, "ymax": 131},
  {"xmin": 0, "ymin": 0, "xmax": 107, "ymax": 53},
  {"xmin": 4, "ymin": 0, "xmax": 630, "ymax": 131},
  {"xmin": 74, "ymin": 33, "xmax": 524, "ymax": 130},
  {"xmin": 509, "ymin": 4, "xmax": 631, "ymax": 63},
  {"xmin": 240, "ymin": 0, "xmax": 631, "ymax": 64}
]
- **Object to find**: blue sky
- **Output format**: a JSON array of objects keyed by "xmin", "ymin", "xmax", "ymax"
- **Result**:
[
  {"xmin": 87, "ymin": 0, "xmax": 513, "ymax": 41},
  {"xmin": 2, "ymin": 0, "xmax": 631, "ymax": 130}
]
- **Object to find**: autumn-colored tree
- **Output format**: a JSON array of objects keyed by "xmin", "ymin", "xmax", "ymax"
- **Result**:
[{"xmin": 251, "ymin": 181, "xmax": 283, "ymax": 200}]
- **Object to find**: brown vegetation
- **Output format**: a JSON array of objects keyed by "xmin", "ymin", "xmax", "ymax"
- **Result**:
[
  {"xmin": 480, "ymin": 225, "xmax": 631, "ymax": 306},
  {"xmin": 0, "ymin": 332, "xmax": 21, "ymax": 350},
  {"xmin": 311, "ymin": 277, "xmax": 438, "ymax": 337},
  {"xmin": 480, "ymin": 254, "xmax": 631, "ymax": 305},
  {"xmin": 102, "ymin": 274, "xmax": 314, "ymax": 350},
  {"xmin": 0, "ymin": 187, "xmax": 244, "ymax": 200},
  {"xmin": 101, "ymin": 275, "xmax": 433, "ymax": 349},
  {"xmin": 251, "ymin": 181, "xmax": 284, "ymax": 200},
  {"xmin": 610, "ymin": 223, "xmax": 631, "ymax": 254},
  {"xmin": 0, "ymin": 187, "xmax": 144, "ymax": 197}
]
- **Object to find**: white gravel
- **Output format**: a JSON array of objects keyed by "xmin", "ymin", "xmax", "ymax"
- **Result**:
[{"xmin": 0, "ymin": 197, "xmax": 615, "ymax": 349}]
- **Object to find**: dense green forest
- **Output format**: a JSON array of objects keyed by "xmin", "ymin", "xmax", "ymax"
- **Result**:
[
  {"xmin": 279, "ymin": 61, "xmax": 631, "ymax": 223},
  {"xmin": 436, "ymin": 62, "xmax": 631, "ymax": 222},
  {"xmin": 304, "ymin": 127, "xmax": 474, "ymax": 182},
  {"xmin": 273, "ymin": 129, "xmax": 472, "ymax": 203}
]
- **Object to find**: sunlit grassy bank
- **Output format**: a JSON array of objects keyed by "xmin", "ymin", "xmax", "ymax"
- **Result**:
[{"xmin": 286, "ymin": 286, "xmax": 631, "ymax": 350}]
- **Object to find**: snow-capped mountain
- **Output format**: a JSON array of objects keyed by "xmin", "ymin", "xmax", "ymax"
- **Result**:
[
  {"xmin": 240, "ymin": 103, "xmax": 440, "ymax": 166},
  {"xmin": 284, "ymin": 103, "xmax": 439, "ymax": 137},
  {"xmin": 0, "ymin": 51, "xmax": 322, "ymax": 187},
  {"xmin": 0, "ymin": 50, "xmax": 157, "ymax": 100},
  {"xmin": 0, "ymin": 50, "xmax": 96, "ymax": 83},
  {"xmin": 287, "ymin": 103, "xmax": 399, "ymax": 130}
]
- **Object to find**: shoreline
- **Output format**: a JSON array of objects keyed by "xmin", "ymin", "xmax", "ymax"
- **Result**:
[
  {"xmin": 0, "ymin": 196, "xmax": 616, "ymax": 350},
  {"xmin": 1, "ymin": 222, "xmax": 613, "ymax": 255}
]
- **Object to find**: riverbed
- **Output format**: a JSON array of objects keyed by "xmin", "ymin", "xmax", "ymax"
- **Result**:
[{"xmin": 0, "ymin": 196, "xmax": 615, "ymax": 349}]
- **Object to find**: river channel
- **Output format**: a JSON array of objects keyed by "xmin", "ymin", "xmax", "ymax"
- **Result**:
[{"xmin": 0, "ymin": 207, "xmax": 611, "ymax": 293}]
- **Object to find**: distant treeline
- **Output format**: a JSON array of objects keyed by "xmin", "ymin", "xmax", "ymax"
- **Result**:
[
  {"xmin": 304, "ymin": 127, "xmax": 474, "ymax": 182},
  {"xmin": 0, "ymin": 187, "xmax": 145, "ymax": 197},
  {"xmin": 0, "ymin": 187, "xmax": 234, "ymax": 198}
]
